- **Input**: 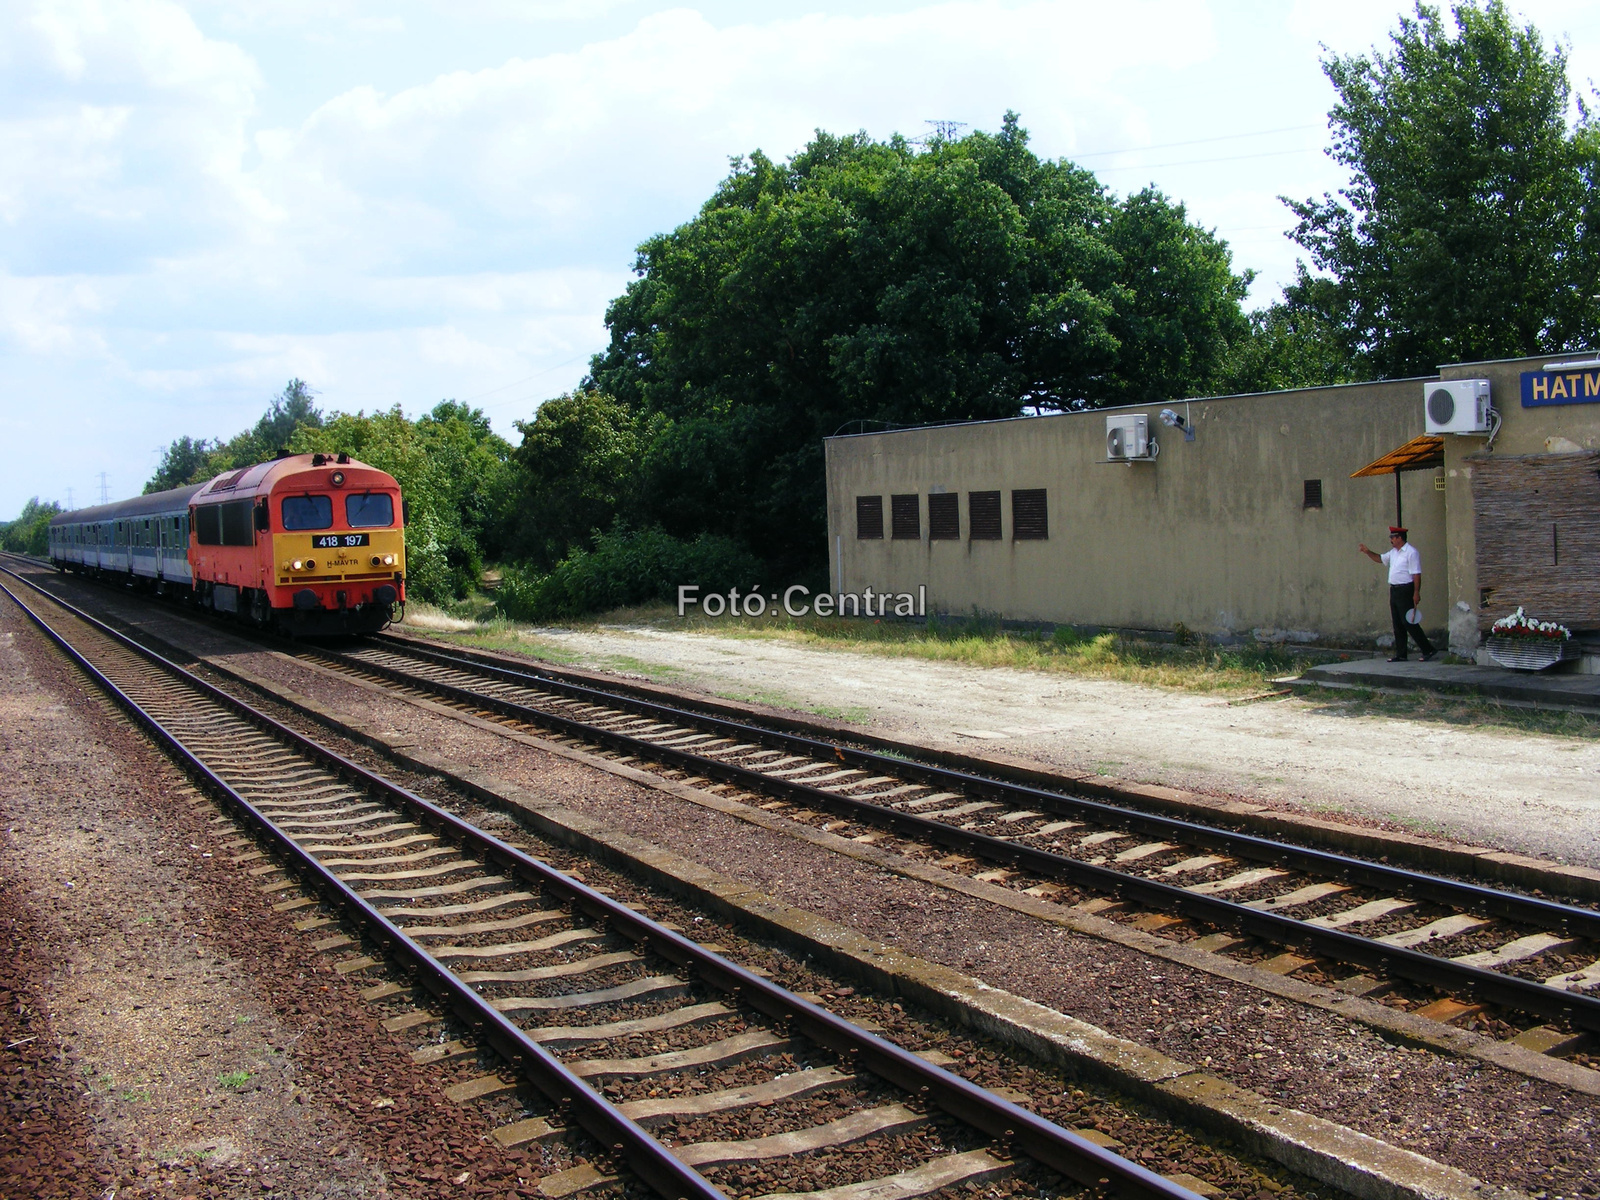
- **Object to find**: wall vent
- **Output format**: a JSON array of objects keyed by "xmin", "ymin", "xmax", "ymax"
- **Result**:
[
  {"xmin": 1012, "ymin": 489, "xmax": 1048, "ymax": 540},
  {"xmin": 855, "ymin": 495, "xmax": 883, "ymax": 539},
  {"xmin": 890, "ymin": 493, "xmax": 921, "ymax": 540},
  {"xmin": 969, "ymin": 491, "xmax": 1002, "ymax": 540},
  {"xmin": 928, "ymin": 492, "xmax": 959, "ymax": 540}
]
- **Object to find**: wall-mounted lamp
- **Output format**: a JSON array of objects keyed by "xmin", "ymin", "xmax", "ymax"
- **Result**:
[{"xmin": 1159, "ymin": 407, "xmax": 1195, "ymax": 441}]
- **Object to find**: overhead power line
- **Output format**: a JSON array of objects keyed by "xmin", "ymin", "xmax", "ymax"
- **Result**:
[
  {"xmin": 454, "ymin": 351, "xmax": 595, "ymax": 405},
  {"xmin": 1070, "ymin": 122, "xmax": 1322, "ymax": 161},
  {"xmin": 1094, "ymin": 146, "xmax": 1323, "ymax": 173}
]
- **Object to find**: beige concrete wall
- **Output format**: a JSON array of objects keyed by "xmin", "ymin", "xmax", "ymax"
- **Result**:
[
  {"xmin": 825, "ymin": 378, "xmax": 1444, "ymax": 643},
  {"xmin": 1438, "ymin": 353, "xmax": 1600, "ymax": 655}
]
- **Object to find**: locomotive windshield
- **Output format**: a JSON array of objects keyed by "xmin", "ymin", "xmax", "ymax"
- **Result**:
[
  {"xmin": 282, "ymin": 495, "xmax": 333, "ymax": 530},
  {"xmin": 345, "ymin": 493, "xmax": 393, "ymax": 528}
]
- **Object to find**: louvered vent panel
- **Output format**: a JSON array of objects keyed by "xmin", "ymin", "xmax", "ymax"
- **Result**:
[
  {"xmin": 1012, "ymin": 489, "xmax": 1048, "ymax": 540},
  {"xmin": 891, "ymin": 493, "xmax": 921, "ymax": 540},
  {"xmin": 928, "ymin": 493, "xmax": 959, "ymax": 540},
  {"xmin": 969, "ymin": 491, "xmax": 1002, "ymax": 540},
  {"xmin": 855, "ymin": 495, "xmax": 883, "ymax": 540}
]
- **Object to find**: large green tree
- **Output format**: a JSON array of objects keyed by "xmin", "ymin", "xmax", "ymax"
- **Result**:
[
  {"xmin": 1284, "ymin": 1, "xmax": 1600, "ymax": 378},
  {"xmin": 587, "ymin": 114, "xmax": 1252, "ymax": 572},
  {"xmin": 506, "ymin": 390, "xmax": 655, "ymax": 569}
]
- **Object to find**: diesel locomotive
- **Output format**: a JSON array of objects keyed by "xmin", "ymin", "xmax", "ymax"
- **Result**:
[{"xmin": 47, "ymin": 453, "xmax": 406, "ymax": 635}]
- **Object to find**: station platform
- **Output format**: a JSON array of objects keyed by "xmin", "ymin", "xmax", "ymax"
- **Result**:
[{"xmin": 1293, "ymin": 655, "xmax": 1600, "ymax": 712}]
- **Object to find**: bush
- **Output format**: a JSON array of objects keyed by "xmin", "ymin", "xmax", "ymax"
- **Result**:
[
  {"xmin": 0, "ymin": 499, "xmax": 61, "ymax": 555},
  {"xmin": 495, "ymin": 528, "xmax": 763, "ymax": 622}
]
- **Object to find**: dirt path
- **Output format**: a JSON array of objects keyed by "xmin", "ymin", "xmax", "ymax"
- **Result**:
[{"xmin": 513, "ymin": 625, "xmax": 1600, "ymax": 869}]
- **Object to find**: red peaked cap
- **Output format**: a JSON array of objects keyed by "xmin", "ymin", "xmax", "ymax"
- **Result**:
[{"xmin": 1388, "ymin": 526, "xmax": 1408, "ymax": 535}]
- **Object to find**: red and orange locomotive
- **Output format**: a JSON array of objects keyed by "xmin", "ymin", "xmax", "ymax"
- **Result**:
[{"xmin": 49, "ymin": 453, "xmax": 407, "ymax": 635}]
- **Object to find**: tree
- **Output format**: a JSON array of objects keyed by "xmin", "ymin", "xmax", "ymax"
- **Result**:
[
  {"xmin": 1102, "ymin": 188, "xmax": 1252, "ymax": 405},
  {"xmin": 588, "ymin": 114, "xmax": 1254, "ymax": 572},
  {"xmin": 506, "ymin": 390, "xmax": 653, "ymax": 569},
  {"xmin": 252, "ymin": 378, "xmax": 323, "ymax": 456},
  {"xmin": 1225, "ymin": 285, "xmax": 1357, "ymax": 394},
  {"xmin": 145, "ymin": 435, "xmax": 219, "ymax": 493},
  {"xmin": 0, "ymin": 498, "xmax": 62, "ymax": 555},
  {"xmin": 1285, "ymin": 1, "xmax": 1600, "ymax": 378}
]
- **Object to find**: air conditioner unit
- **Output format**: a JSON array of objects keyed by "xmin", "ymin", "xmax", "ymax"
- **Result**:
[
  {"xmin": 1424, "ymin": 379, "xmax": 1492, "ymax": 434},
  {"xmin": 1106, "ymin": 413, "xmax": 1151, "ymax": 460}
]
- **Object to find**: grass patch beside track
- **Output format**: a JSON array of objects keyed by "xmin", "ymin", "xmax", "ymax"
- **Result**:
[
  {"xmin": 404, "ymin": 600, "xmax": 1328, "ymax": 695},
  {"xmin": 399, "ymin": 598, "xmax": 1600, "ymax": 740}
]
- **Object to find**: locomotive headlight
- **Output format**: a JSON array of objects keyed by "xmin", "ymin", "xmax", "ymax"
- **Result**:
[
  {"xmin": 383, "ymin": 554, "xmax": 395, "ymax": 565},
  {"xmin": 292, "ymin": 559, "xmax": 304, "ymax": 570}
]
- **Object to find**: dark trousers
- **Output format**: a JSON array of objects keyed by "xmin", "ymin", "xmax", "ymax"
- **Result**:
[{"xmin": 1389, "ymin": 583, "xmax": 1434, "ymax": 657}]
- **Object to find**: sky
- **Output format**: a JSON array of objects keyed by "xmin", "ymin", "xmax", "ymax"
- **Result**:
[{"xmin": 4, "ymin": 0, "xmax": 1600, "ymax": 515}]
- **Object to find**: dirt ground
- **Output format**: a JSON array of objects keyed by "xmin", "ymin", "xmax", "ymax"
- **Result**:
[{"xmin": 494, "ymin": 624, "xmax": 1600, "ymax": 869}]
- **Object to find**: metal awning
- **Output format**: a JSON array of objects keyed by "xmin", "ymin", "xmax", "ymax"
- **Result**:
[{"xmin": 1350, "ymin": 434, "xmax": 1444, "ymax": 478}]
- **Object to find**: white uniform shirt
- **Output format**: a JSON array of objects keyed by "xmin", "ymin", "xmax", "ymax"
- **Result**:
[{"xmin": 1381, "ymin": 542, "xmax": 1421, "ymax": 585}]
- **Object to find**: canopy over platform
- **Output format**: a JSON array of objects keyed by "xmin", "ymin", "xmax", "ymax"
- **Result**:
[{"xmin": 1350, "ymin": 434, "xmax": 1444, "ymax": 478}]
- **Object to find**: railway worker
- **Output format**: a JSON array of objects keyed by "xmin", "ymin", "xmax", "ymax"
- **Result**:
[{"xmin": 1357, "ymin": 527, "xmax": 1435, "ymax": 663}]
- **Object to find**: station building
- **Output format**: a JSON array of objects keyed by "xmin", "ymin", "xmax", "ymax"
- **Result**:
[{"xmin": 823, "ymin": 352, "xmax": 1600, "ymax": 664}]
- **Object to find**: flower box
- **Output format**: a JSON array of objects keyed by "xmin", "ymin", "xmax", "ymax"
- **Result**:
[{"xmin": 1485, "ymin": 636, "xmax": 1579, "ymax": 672}]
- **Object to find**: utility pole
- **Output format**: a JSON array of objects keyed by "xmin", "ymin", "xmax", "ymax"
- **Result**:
[
  {"xmin": 925, "ymin": 119, "xmax": 967, "ymax": 142},
  {"xmin": 98, "ymin": 472, "xmax": 109, "ymax": 505},
  {"xmin": 65, "ymin": 487, "xmax": 74, "ymax": 511}
]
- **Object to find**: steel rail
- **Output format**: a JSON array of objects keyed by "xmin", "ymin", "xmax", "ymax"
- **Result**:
[
  {"xmin": 0, "ymin": 569, "xmax": 1200, "ymax": 1200},
  {"xmin": 319, "ymin": 639, "xmax": 1600, "ymax": 1033},
  {"xmin": 367, "ymin": 635, "xmax": 1600, "ymax": 941},
  {"xmin": 0, "ymin": 578, "xmax": 725, "ymax": 1200}
]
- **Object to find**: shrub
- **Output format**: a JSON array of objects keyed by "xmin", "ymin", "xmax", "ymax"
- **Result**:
[{"xmin": 495, "ymin": 528, "xmax": 763, "ymax": 622}]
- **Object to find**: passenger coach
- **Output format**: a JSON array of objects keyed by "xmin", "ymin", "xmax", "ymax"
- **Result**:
[{"xmin": 49, "ymin": 453, "xmax": 406, "ymax": 635}]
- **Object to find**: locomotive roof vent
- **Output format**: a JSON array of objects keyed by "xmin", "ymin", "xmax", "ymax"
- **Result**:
[
  {"xmin": 337, "ymin": 452, "xmax": 350, "ymax": 464},
  {"xmin": 311, "ymin": 453, "xmax": 327, "ymax": 466}
]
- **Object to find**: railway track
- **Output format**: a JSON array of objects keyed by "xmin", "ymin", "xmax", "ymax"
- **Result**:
[
  {"xmin": 0, "ymin": 571, "xmax": 1211, "ymax": 1200},
  {"xmin": 263, "ymin": 629, "xmax": 1600, "ymax": 1054}
]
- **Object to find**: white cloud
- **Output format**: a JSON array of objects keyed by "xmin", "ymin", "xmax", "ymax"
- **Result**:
[
  {"xmin": 7, "ymin": 0, "xmax": 1600, "ymax": 515},
  {"xmin": 0, "ymin": 0, "xmax": 264, "ymax": 271}
]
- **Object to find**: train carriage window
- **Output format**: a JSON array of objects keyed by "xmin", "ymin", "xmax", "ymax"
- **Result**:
[
  {"xmin": 345, "ymin": 492, "xmax": 393, "ymax": 528},
  {"xmin": 282, "ymin": 495, "xmax": 333, "ymax": 530}
]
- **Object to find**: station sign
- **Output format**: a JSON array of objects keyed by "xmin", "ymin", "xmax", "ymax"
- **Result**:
[{"xmin": 1521, "ymin": 367, "xmax": 1600, "ymax": 407}]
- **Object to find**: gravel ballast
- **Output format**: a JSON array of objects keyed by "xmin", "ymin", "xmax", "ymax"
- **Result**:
[
  {"xmin": 0, "ymin": 593, "xmax": 557, "ymax": 1197},
  {"xmin": 12, "ymin": 577, "xmax": 1600, "ymax": 1198}
]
